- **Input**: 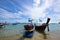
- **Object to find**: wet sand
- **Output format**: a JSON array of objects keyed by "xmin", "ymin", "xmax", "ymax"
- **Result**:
[
  {"xmin": 0, "ymin": 31, "xmax": 60, "ymax": 40},
  {"xmin": 0, "ymin": 34, "xmax": 21, "ymax": 40}
]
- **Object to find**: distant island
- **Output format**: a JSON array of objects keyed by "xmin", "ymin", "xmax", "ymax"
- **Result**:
[{"xmin": 12, "ymin": 22, "xmax": 20, "ymax": 25}]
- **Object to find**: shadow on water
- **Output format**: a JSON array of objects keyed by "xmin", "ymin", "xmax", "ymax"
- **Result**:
[{"xmin": 35, "ymin": 30, "xmax": 47, "ymax": 39}]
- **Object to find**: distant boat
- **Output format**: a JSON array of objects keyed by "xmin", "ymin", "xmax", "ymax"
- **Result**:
[
  {"xmin": 0, "ymin": 23, "xmax": 5, "ymax": 28},
  {"xmin": 12, "ymin": 22, "xmax": 20, "ymax": 25},
  {"xmin": 0, "ymin": 23, "xmax": 4, "ymax": 26}
]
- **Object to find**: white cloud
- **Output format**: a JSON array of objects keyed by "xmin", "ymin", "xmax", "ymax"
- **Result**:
[
  {"xmin": 47, "ymin": 13, "xmax": 60, "ymax": 23},
  {"xmin": 33, "ymin": 0, "xmax": 40, "ymax": 6},
  {"xmin": 52, "ymin": 0, "xmax": 60, "ymax": 13},
  {"xmin": 47, "ymin": 0, "xmax": 60, "ymax": 23},
  {"xmin": 23, "ymin": 0, "xmax": 53, "ymax": 19},
  {"xmin": 0, "ymin": 0, "xmax": 60, "ymax": 23},
  {"xmin": 0, "ymin": 8, "xmax": 23, "ymax": 19},
  {"xmin": 0, "ymin": 8, "xmax": 28, "ymax": 23},
  {"xmin": 0, "ymin": 7, "xmax": 34, "ymax": 23},
  {"xmin": 24, "ymin": 7, "xmax": 46, "ymax": 19}
]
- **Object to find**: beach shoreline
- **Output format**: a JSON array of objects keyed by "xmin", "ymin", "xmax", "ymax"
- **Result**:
[{"xmin": 0, "ymin": 31, "xmax": 60, "ymax": 40}]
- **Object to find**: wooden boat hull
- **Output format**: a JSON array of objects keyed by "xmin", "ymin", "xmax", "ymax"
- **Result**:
[
  {"xmin": 24, "ymin": 24, "xmax": 34, "ymax": 37},
  {"xmin": 23, "ymin": 31, "xmax": 34, "ymax": 38},
  {"xmin": 24, "ymin": 24, "xmax": 34, "ymax": 30},
  {"xmin": 0, "ymin": 24, "xmax": 4, "ymax": 27},
  {"xmin": 35, "ymin": 24, "xmax": 47, "ymax": 32},
  {"xmin": 23, "ymin": 18, "xmax": 50, "ymax": 37},
  {"xmin": 35, "ymin": 18, "xmax": 50, "ymax": 32},
  {"xmin": 0, "ymin": 23, "xmax": 5, "ymax": 28}
]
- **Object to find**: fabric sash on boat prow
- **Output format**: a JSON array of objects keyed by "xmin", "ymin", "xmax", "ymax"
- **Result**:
[{"xmin": 24, "ymin": 24, "xmax": 34, "ymax": 30}]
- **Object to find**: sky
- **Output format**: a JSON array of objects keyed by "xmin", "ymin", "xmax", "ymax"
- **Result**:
[{"xmin": 0, "ymin": 0, "xmax": 60, "ymax": 23}]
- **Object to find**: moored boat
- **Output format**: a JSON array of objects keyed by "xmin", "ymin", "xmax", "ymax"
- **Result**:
[
  {"xmin": 35, "ymin": 18, "xmax": 50, "ymax": 32},
  {"xmin": 0, "ymin": 23, "xmax": 4, "ymax": 28},
  {"xmin": 23, "ymin": 18, "xmax": 35, "ymax": 37},
  {"xmin": 23, "ymin": 18, "xmax": 50, "ymax": 37}
]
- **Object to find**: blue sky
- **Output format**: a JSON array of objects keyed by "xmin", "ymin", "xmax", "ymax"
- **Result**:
[{"xmin": 0, "ymin": 0, "xmax": 60, "ymax": 23}]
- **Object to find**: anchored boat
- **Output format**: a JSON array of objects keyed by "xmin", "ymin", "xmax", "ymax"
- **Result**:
[
  {"xmin": 35, "ymin": 18, "xmax": 50, "ymax": 32},
  {"xmin": 23, "ymin": 18, "xmax": 35, "ymax": 38},
  {"xmin": 23, "ymin": 18, "xmax": 50, "ymax": 37},
  {"xmin": 0, "ymin": 23, "xmax": 4, "ymax": 28}
]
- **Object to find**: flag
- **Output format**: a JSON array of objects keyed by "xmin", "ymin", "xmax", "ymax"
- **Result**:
[
  {"xmin": 28, "ymin": 18, "xmax": 32, "ymax": 22},
  {"xmin": 39, "ymin": 19, "xmax": 42, "ymax": 22}
]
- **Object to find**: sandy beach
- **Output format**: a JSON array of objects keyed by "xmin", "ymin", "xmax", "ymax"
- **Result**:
[
  {"xmin": 0, "ymin": 30, "xmax": 60, "ymax": 40},
  {"xmin": 0, "ymin": 34, "xmax": 21, "ymax": 40}
]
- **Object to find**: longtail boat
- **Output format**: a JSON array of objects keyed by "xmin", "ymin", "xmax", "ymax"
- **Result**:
[
  {"xmin": 23, "ymin": 18, "xmax": 35, "ymax": 37},
  {"xmin": 23, "ymin": 18, "xmax": 50, "ymax": 37},
  {"xmin": 35, "ymin": 18, "xmax": 50, "ymax": 32},
  {"xmin": 24, "ymin": 18, "xmax": 50, "ymax": 32}
]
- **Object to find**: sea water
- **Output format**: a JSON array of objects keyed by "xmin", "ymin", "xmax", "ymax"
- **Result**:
[
  {"xmin": 0, "ymin": 23, "xmax": 25, "ymax": 37},
  {"xmin": 0, "ymin": 23, "xmax": 60, "ymax": 37}
]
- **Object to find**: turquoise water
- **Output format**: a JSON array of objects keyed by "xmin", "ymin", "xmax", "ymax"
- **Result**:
[
  {"xmin": 0, "ymin": 24, "xmax": 25, "ymax": 37},
  {"xmin": 0, "ymin": 23, "xmax": 60, "ymax": 37},
  {"xmin": 49, "ymin": 23, "xmax": 60, "ymax": 31}
]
